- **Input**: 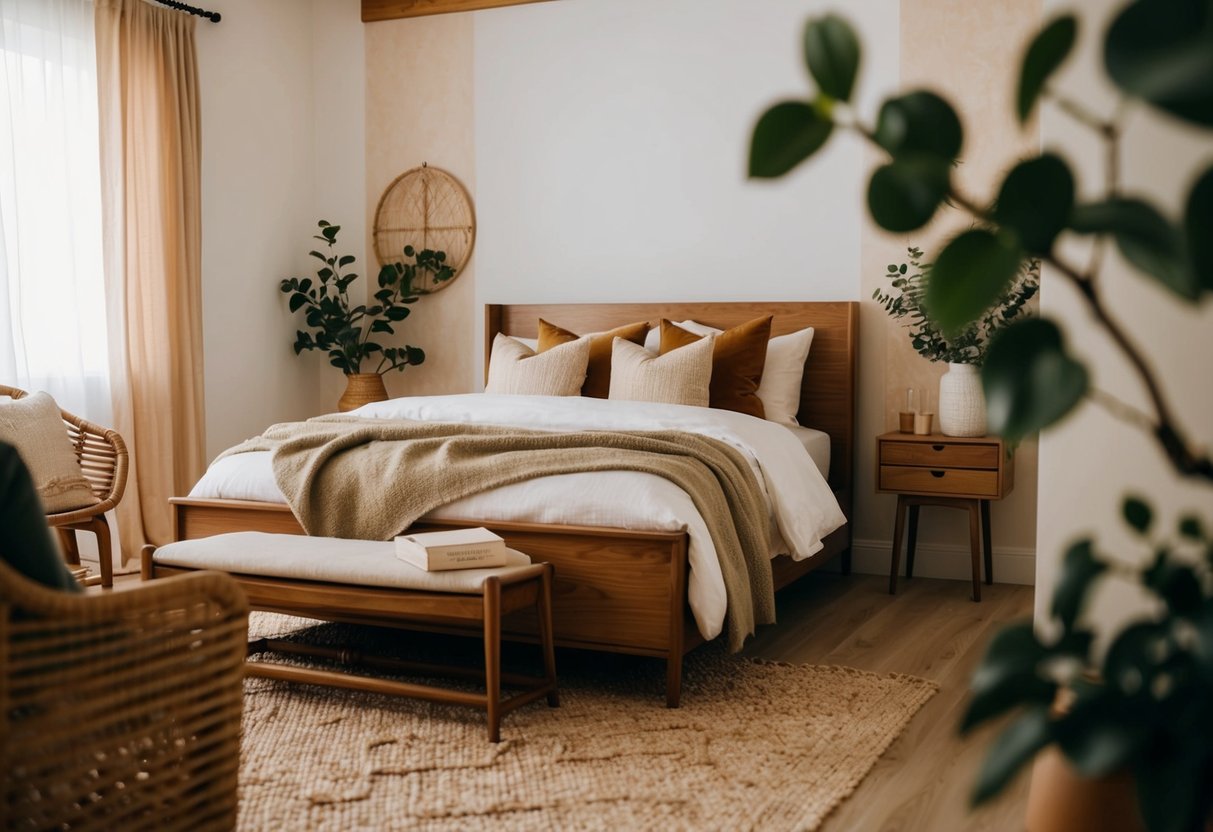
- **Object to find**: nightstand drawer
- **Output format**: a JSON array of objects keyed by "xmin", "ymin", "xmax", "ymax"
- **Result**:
[
  {"xmin": 879, "ymin": 464, "xmax": 999, "ymax": 497},
  {"xmin": 880, "ymin": 441, "xmax": 999, "ymax": 469}
]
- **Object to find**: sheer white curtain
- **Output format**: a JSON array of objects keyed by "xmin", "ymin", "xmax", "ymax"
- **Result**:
[{"xmin": 0, "ymin": 0, "xmax": 110, "ymax": 423}]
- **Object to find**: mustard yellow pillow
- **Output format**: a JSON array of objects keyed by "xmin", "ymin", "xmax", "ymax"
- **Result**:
[
  {"xmin": 659, "ymin": 316, "xmax": 772, "ymax": 418},
  {"xmin": 537, "ymin": 319, "xmax": 651, "ymax": 399}
]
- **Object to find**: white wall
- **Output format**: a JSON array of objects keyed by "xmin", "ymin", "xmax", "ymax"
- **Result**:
[
  {"xmin": 197, "ymin": 0, "xmax": 363, "ymax": 460},
  {"xmin": 1037, "ymin": 0, "xmax": 1213, "ymax": 628},
  {"xmin": 472, "ymin": 0, "xmax": 897, "ymax": 385}
]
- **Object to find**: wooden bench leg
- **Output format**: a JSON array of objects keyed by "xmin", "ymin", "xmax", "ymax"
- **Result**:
[
  {"xmin": 537, "ymin": 564, "xmax": 559, "ymax": 708},
  {"xmin": 483, "ymin": 577, "xmax": 502, "ymax": 743},
  {"xmin": 888, "ymin": 495, "xmax": 907, "ymax": 595}
]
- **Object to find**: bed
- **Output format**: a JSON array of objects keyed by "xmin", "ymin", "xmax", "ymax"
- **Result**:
[{"xmin": 171, "ymin": 301, "xmax": 858, "ymax": 705}]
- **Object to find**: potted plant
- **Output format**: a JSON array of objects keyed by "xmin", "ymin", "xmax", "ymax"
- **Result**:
[
  {"xmin": 745, "ymin": 2, "xmax": 1212, "ymax": 830},
  {"xmin": 280, "ymin": 220, "xmax": 454, "ymax": 411},
  {"xmin": 873, "ymin": 246, "xmax": 1039, "ymax": 436}
]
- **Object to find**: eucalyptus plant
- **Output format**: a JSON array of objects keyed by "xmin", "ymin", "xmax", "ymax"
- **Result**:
[
  {"xmin": 747, "ymin": 2, "xmax": 1213, "ymax": 830},
  {"xmin": 280, "ymin": 220, "xmax": 453, "ymax": 375},
  {"xmin": 874, "ymin": 246, "xmax": 1038, "ymax": 366}
]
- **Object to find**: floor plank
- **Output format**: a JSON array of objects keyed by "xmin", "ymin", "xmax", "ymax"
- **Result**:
[{"xmin": 746, "ymin": 572, "xmax": 1035, "ymax": 832}]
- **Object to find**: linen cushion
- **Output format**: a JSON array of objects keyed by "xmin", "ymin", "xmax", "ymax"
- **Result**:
[
  {"xmin": 608, "ymin": 335, "xmax": 715, "ymax": 407},
  {"xmin": 537, "ymin": 318, "xmax": 650, "ymax": 398},
  {"xmin": 485, "ymin": 333, "xmax": 590, "ymax": 396},
  {"xmin": 0, "ymin": 391, "xmax": 99, "ymax": 513},
  {"xmin": 0, "ymin": 441, "xmax": 82, "ymax": 592},
  {"xmin": 154, "ymin": 531, "xmax": 534, "ymax": 594},
  {"xmin": 671, "ymin": 320, "xmax": 815, "ymax": 426},
  {"xmin": 660, "ymin": 316, "xmax": 772, "ymax": 419}
]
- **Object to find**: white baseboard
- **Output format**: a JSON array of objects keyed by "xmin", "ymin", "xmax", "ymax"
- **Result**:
[{"xmin": 848, "ymin": 538, "xmax": 1036, "ymax": 586}]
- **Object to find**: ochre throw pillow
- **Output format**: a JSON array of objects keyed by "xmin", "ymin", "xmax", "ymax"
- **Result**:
[
  {"xmin": 0, "ymin": 392, "xmax": 99, "ymax": 514},
  {"xmin": 659, "ymin": 316, "xmax": 772, "ymax": 418},
  {"xmin": 484, "ymin": 333, "xmax": 590, "ymax": 396},
  {"xmin": 608, "ymin": 336, "xmax": 715, "ymax": 407},
  {"xmin": 537, "ymin": 319, "xmax": 651, "ymax": 398}
]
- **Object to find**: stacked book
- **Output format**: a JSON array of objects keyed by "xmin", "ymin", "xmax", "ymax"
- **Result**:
[{"xmin": 395, "ymin": 527, "xmax": 510, "ymax": 571}]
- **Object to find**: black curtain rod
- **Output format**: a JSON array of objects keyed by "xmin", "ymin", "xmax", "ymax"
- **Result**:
[{"xmin": 152, "ymin": 0, "xmax": 221, "ymax": 23}]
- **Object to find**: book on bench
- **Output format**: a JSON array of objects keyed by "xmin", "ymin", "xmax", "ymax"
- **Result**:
[{"xmin": 394, "ymin": 527, "xmax": 509, "ymax": 571}]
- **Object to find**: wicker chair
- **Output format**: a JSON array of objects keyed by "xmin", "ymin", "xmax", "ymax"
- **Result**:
[
  {"xmin": 0, "ymin": 557, "xmax": 248, "ymax": 830},
  {"xmin": 0, "ymin": 385, "xmax": 128, "ymax": 588}
]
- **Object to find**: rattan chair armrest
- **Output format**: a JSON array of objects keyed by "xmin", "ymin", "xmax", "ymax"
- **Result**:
[{"xmin": 0, "ymin": 559, "xmax": 248, "ymax": 622}]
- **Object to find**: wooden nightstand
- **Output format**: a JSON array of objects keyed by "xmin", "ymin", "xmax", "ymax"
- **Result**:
[{"xmin": 876, "ymin": 432, "xmax": 1014, "ymax": 601}]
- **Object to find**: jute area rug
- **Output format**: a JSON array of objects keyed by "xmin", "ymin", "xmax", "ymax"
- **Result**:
[{"xmin": 239, "ymin": 613, "xmax": 938, "ymax": 832}]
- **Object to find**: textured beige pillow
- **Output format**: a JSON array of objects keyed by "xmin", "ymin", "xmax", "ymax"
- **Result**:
[
  {"xmin": 484, "ymin": 333, "xmax": 590, "ymax": 396},
  {"xmin": 671, "ymin": 320, "xmax": 815, "ymax": 426},
  {"xmin": 608, "ymin": 335, "xmax": 715, "ymax": 406},
  {"xmin": 0, "ymin": 392, "xmax": 99, "ymax": 513}
]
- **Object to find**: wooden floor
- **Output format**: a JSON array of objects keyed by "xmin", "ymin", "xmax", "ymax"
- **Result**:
[
  {"xmin": 747, "ymin": 571, "xmax": 1035, "ymax": 832},
  {"xmin": 110, "ymin": 567, "xmax": 1033, "ymax": 829}
]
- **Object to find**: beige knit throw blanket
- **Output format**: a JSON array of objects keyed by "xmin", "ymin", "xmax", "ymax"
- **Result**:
[{"xmin": 219, "ymin": 416, "xmax": 774, "ymax": 650}]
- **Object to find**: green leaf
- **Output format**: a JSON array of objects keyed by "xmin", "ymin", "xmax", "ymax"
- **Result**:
[
  {"xmin": 321, "ymin": 224, "xmax": 341, "ymax": 242},
  {"xmin": 1185, "ymin": 164, "xmax": 1213, "ymax": 293},
  {"xmin": 1104, "ymin": 0, "xmax": 1213, "ymax": 128},
  {"xmin": 338, "ymin": 255, "xmax": 356, "ymax": 267},
  {"xmin": 385, "ymin": 306, "xmax": 410, "ymax": 322},
  {"xmin": 993, "ymin": 154, "xmax": 1075, "ymax": 254},
  {"xmin": 1177, "ymin": 514, "xmax": 1205, "ymax": 540},
  {"xmin": 1142, "ymin": 549, "xmax": 1203, "ymax": 614},
  {"xmin": 1134, "ymin": 749, "xmax": 1210, "ymax": 832},
  {"xmin": 370, "ymin": 319, "xmax": 393, "ymax": 334},
  {"xmin": 803, "ymin": 14, "xmax": 861, "ymax": 102},
  {"xmin": 1070, "ymin": 199, "xmax": 1196, "ymax": 300},
  {"xmin": 1122, "ymin": 496, "xmax": 1153, "ymax": 534},
  {"xmin": 961, "ymin": 620, "xmax": 1055, "ymax": 733},
  {"xmin": 866, "ymin": 155, "xmax": 950, "ymax": 232},
  {"xmin": 874, "ymin": 91, "xmax": 963, "ymax": 161},
  {"xmin": 1051, "ymin": 538, "xmax": 1106, "ymax": 631},
  {"xmin": 971, "ymin": 706, "xmax": 1053, "ymax": 805},
  {"xmin": 1055, "ymin": 689, "xmax": 1145, "ymax": 777},
  {"xmin": 748, "ymin": 101, "xmax": 834, "ymax": 178},
  {"xmin": 924, "ymin": 229, "xmax": 1024, "ymax": 335},
  {"xmin": 288, "ymin": 293, "xmax": 307, "ymax": 313},
  {"xmin": 405, "ymin": 346, "xmax": 425, "ymax": 365},
  {"xmin": 308, "ymin": 250, "xmax": 328, "ymax": 262},
  {"xmin": 982, "ymin": 318, "xmax": 1089, "ymax": 444},
  {"xmin": 1017, "ymin": 15, "xmax": 1078, "ymax": 123}
]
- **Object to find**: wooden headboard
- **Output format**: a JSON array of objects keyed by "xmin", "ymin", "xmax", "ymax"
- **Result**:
[{"xmin": 484, "ymin": 301, "xmax": 859, "ymax": 501}]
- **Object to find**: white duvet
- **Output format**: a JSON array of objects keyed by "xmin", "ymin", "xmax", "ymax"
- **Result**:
[{"xmin": 190, "ymin": 394, "xmax": 847, "ymax": 640}]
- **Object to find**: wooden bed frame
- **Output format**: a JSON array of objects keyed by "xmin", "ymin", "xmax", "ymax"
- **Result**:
[{"xmin": 170, "ymin": 301, "xmax": 858, "ymax": 706}]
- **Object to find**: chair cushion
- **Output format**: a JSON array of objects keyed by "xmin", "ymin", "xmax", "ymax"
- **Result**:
[
  {"xmin": 0, "ymin": 442, "xmax": 82, "ymax": 592},
  {"xmin": 153, "ymin": 531, "xmax": 534, "ymax": 594},
  {"xmin": 0, "ymin": 392, "xmax": 99, "ymax": 513}
]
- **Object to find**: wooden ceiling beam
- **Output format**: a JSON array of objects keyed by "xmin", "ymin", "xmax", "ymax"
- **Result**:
[{"xmin": 362, "ymin": 0, "xmax": 557, "ymax": 22}]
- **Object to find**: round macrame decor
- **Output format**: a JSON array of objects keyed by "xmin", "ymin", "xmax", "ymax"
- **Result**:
[{"xmin": 372, "ymin": 164, "xmax": 476, "ymax": 294}]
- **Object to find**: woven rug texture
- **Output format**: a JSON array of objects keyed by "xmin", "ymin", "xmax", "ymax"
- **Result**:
[{"xmin": 239, "ymin": 613, "xmax": 938, "ymax": 832}]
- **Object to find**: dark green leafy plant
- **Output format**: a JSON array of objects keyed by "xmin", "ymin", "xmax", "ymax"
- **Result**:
[
  {"xmin": 279, "ymin": 220, "xmax": 453, "ymax": 375},
  {"xmin": 874, "ymin": 246, "xmax": 1039, "ymax": 365},
  {"xmin": 747, "ymin": 3, "xmax": 1213, "ymax": 830}
]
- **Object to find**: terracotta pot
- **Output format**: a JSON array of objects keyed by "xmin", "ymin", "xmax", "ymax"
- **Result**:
[
  {"xmin": 1026, "ymin": 748, "xmax": 1143, "ymax": 832},
  {"xmin": 337, "ymin": 373, "xmax": 388, "ymax": 412}
]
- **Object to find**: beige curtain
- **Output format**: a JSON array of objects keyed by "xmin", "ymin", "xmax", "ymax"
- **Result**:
[{"xmin": 96, "ymin": 0, "xmax": 205, "ymax": 566}]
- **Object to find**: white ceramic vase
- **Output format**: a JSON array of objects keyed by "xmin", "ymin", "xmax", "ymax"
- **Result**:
[{"xmin": 938, "ymin": 362, "xmax": 986, "ymax": 437}]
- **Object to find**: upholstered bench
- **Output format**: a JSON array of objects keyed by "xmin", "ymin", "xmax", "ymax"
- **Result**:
[{"xmin": 143, "ymin": 531, "xmax": 558, "ymax": 742}]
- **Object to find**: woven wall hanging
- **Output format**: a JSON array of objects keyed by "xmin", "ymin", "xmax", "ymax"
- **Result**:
[{"xmin": 372, "ymin": 164, "xmax": 476, "ymax": 294}]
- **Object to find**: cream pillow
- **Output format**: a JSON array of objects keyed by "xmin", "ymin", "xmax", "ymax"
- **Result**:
[
  {"xmin": 608, "ymin": 335, "xmax": 715, "ymax": 407},
  {"xmin": 0, "ymin": 391, "xmax": 99, "ymax": 513},
  {"xmin": 484, "ymin": 333, "xmax": 590, "ymax": 396},
  {"xmin": 672, "ymin": 320, "xmax": 814, "ymax": 426}
]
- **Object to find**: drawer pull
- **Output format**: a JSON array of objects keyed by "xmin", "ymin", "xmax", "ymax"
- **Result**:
[
  {"xmin": 932, "ymin": 444, "xmax": 945, "ymax": 451},
  {"xmin": 930, "ymin": 470, "xmax": 946, "ymax": 478}
]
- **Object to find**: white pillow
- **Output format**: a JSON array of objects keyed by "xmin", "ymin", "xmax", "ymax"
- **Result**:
[
  {"xmin": 608, "ymin": 335, "xmax": 715, "ymax": 407},
  {"xmin": 0, "ymin": 391, "xmax": 100, "ymax": 513},
  {"xmin": 672, "ymin": 320, "xmax": 814, "ymax": 426},
  {"xmin": 484, "ymin": 333, "xmax": 590, "ymax": 396}
]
